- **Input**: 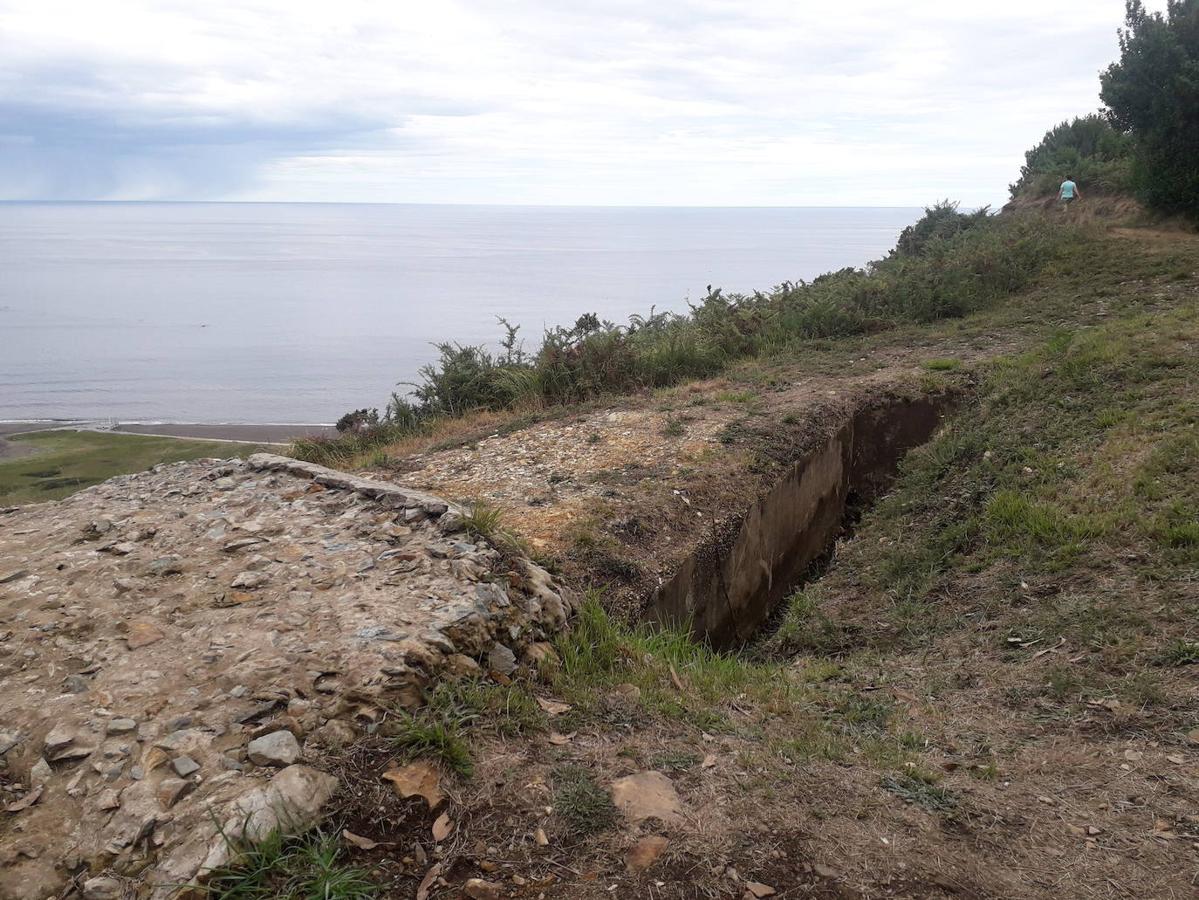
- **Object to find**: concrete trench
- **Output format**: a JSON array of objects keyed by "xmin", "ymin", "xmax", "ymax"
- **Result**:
[{"xmin": 646, "ymin": 393, "xmax": 953, "ymax": 648}]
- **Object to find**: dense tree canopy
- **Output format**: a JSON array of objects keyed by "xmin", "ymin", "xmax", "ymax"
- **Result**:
[{"xmin": 1100, "ymin": 0, "xmax": 1199, "ymax": 215}]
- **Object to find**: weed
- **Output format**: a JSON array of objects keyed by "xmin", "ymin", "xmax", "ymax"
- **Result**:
[
  {"xmin": 424, "ymin": 679, "xmax": 547, "ymax": 738},
  {"xmin": 881, "ymin": 771, "xmax": 958, "ymax": 812},
  {"xmin": 388, "ymin": 709, "xmax": 474, "ymax": 777},
  {"xmin": 830, "ymin": 693, "xmax": 894, "ymax": 734},
  {"xmin": 661, "ymin": 416, "xmax": 687, "ymax": 438},
  {"xmin": 461, "ymin": 501, "xmax": 505, "ymax": 541},
  {"xmin": 650, "ymin": 750, "xmax": 701, "ymax": 772},
  {"xmin": 1158, "ymin": 639, "xmax": 1199, "ymax": 667},
  {"xmin": 771, "ymin": 589, "xmax": 853, "ymax": 655},
  {"xmin": 203, "ymin": 830, "xmax": 378, "ymax": 899},
  {"xmin": 552, "ymin": 765, "xmax": 618, "ymax": 838}
]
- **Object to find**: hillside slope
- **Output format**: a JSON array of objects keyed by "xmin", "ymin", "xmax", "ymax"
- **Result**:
[{"xmin": 281, "ymin": 223, "xmax": 1197, "ymax": 898}]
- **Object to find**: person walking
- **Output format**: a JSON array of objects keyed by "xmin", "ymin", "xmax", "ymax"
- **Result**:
[{"xmin": 1058, "ymin": 175, "xmax": 1080, "ymax": 208}]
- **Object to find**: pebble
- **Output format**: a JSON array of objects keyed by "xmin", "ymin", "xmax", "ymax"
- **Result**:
[
  {"xmin": 231, "ymin": 570, "xmax": 268, "ymax": 589},
  {"xmin": 146, "ymin": 555, "xmax": 184, "ymax": 576},
  {"xmin": 247, "ymin": 730, "xmax": 301, "ymax": 767},
  {"xmin": 107, "ymin": 718, "xmax": 137, "ymax": 735},
  {"xmin": 487, "ymin": 643, "xmax": 518, "ymax": 675},
  {"xmin": 30, "ymin": 758, "xmax": 52, "ymax": 784},
  {"xmin": 43, "ymin": 724, "xmax": 75, "ymax": 753},
  {"xmin": 157, "ymin": 777, "xmax": 192, "ymax": 808},
  {"xmin": 171, "ymin": 755, "xmax": 200, "ymax": 777}
]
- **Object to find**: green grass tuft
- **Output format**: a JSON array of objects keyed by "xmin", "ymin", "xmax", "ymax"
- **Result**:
[
  {"xmin": 203, "ymin": 829, "xmax": 379, "ymax": 899},
  {"xmin": 552, "ymin": 765, "xmax": 618, "ymax": 838}
]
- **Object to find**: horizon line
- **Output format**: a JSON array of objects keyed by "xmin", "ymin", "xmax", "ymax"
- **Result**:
[{"xmin": 0, "ymin": 199, "xmax": 940, "ymax": 210}]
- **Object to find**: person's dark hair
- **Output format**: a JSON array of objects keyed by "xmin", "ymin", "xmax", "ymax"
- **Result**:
[{"xmin": 1066, "ymin": 174, "xmax": 1074, "ymax": 180}]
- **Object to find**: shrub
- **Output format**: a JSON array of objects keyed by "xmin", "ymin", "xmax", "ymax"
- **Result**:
[
  {"xmin": 335, "ymin": 408, "xmax": 379, "ymax": 434},
  {"xmin": 301, "ymin": 208, "xmax": 1079, "ymax": 466}
]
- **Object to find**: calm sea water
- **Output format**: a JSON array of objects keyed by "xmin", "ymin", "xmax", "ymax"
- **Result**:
[{"xmin": 0, "ymin": 203, "xmax": 920, "ymax": 423}]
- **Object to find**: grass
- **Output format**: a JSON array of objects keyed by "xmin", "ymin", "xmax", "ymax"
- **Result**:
[
  {"xmin": 0, "ymin": 430, "xmax": 263, "ymax": 504},
  {"xmin": 203, "ymin": 829, "xmax": 378, "ymax": 900},
  {"xmin": 460, "ymin": 501, "xmax": 506, "ymax": 541},
  {"xmin": 551, "ymin": 765, "xmax": 619, "ymax": 839},
  {"xmin": 387, "ymin": 709, "xmax": 475, "ymax": 778},
  {"xmin": 553, "ymin": 595, "xmax": 785, "ymax": 711},
  {"xmin": 385, "ymin": 678, "xmax": 549, "ymax": 778},
  {"xmin": 880, "ymin": 772, "xmax": 958, "ymax": 812},
  {"xmin": 922, "ymin": 357, "xmax": 962, "ymax": 371}
]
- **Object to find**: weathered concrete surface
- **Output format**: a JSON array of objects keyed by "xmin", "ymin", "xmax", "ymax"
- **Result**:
[{"xmin": 0, "ymin": 454, "xmax": 571, "ymax": 898}]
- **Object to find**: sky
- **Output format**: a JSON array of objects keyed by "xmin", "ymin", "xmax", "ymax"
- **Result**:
[{"xmin": 0, "ymin": 0, "xmax": 1157, "ymax": 207}]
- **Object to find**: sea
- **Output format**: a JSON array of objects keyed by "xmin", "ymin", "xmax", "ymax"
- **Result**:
[{"xmin": 0, "ymin": 203, "xmax": 921, "ymax": 424}]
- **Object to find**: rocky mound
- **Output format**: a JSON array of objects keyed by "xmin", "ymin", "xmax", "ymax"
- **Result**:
[{"xmin": 0, "ymin": 454, "xmax": 571, "ymax": 898}]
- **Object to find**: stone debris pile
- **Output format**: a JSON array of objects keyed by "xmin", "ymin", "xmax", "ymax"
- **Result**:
[{"xmin": 0, "ymin": 453, "xmax": 572, "ymax": 898}]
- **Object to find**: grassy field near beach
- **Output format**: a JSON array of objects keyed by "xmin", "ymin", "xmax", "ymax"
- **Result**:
[{"xmin": 0, "ymin": 430, "xmax": 262, "ymax": 505}]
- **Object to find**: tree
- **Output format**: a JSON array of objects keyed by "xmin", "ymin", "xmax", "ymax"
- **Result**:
[{"xmin": 1100, "ymin": 0, "xmax": 1199, "ymax": 216}]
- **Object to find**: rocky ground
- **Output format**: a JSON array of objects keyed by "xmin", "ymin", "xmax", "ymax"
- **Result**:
[{"xmin": 0, "ymin": 454, "xmax": 570, "ymax": 899}]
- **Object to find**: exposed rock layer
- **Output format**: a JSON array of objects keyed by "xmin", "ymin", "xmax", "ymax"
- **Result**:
[{"xmin": 0, "ymin": 454, "xmax": 571, "ymax": 898}]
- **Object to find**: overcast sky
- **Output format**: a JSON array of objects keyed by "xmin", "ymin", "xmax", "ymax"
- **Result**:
[{"xmin": 0, "ymin": 1, "xmax": 1153, "ymax": 207}]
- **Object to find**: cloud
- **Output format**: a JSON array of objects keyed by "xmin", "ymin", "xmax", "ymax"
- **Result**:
[{"xmin": 0, "ymin": 0, "xmax": 1155, "ymax": 205}]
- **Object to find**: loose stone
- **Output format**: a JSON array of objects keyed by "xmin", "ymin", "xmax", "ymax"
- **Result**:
[{"xmin": 247, "ymin": 730, "xmax": 301, "ymax": 767}]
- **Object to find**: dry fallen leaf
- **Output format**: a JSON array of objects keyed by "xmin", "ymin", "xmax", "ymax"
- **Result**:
[
  {"xmin": 341, "ymin": 830, "xmax": 380, "ymax": 851},
  {"xmin": 536, "ymin": 697, "xmax": 571, "ymax": 716},
  {"xmin": 415, "ymin": 862, "xmax": 442, "ymax": 900},
  {"xmin": 1124, "ymin": 748, "xmax": 1143, "ymax": 761},
  {"xmin": 745, "ymin": 883, "xmax": 777, "ymax": 898},
  {"xmin": 432, "ymin": 811, "xmax": 454, "ymax": 842},
  {"xmin": 534, "ymin": 826, "xmax": 549, "ymax": 846},
  {"xmin": 701, "ymin": 754, "xmax": 717, "ymax": 769},
  {"xmin": 382, "ymin": 761, "xmax": 444, "ymax": 809},
  {"xmin": 548, "ymin": 732, "xmax": 575, "ymax": 746},
  {"xmin": 625, "ymin": 835, "xmax": 669, "ymax": 872}
]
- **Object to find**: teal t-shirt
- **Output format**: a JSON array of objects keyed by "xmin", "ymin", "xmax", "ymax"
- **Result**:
[{"xmin": 1060, "ymin": 180, "xmax": 1077, "ymax": 199}]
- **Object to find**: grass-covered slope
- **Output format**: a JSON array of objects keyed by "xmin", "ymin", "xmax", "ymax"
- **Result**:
[{"xmin": 0, "ymin": 430, "xmax": 263, "ymax": 504}]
